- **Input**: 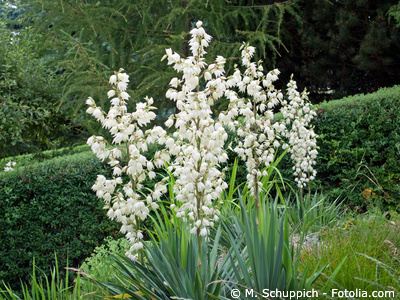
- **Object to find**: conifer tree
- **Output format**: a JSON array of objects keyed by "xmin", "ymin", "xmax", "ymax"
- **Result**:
[{"xmin": 19, "ymin": 0, "xmax": 298, "ymax": 125}]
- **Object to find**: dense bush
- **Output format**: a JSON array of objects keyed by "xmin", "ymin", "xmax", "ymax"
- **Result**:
[
  {"xmin": 315, "ymin": 86, "xmax": 400, "ymax": 210},
  {"xmin": 0, "ymin": 21, "xmax": 84, "ymax": 159},
  {"xmin": 0, "ymin": 152, "xmax": 119, "ymax": 288}
]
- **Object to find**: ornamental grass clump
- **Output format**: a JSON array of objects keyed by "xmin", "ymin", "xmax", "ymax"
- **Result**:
[{"xmin": 86, "ymin": 20, "xmax": 318, "ymax": 257}]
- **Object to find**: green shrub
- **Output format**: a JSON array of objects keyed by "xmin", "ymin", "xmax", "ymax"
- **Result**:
[
  {"xmin": 315, "ymin": 85, "xmax": 400, "ymax": 210},
  {"xmin": 79, "ymin": 237, "xmax": 129, "ymax": 297},
  {"xmin": 228, "ymin": 85, "xmax": 400, "ymax": 210},
  {"xmin": 226, "ymin": 85, "xmax": 400, "ymax": 211},
  {"xmin": 0, "ymin": 152, "xmax": 119, "ymax": 288},
  {"xmin": 0, "ymin": 23, "xmax": 81, "ymax": 158}
]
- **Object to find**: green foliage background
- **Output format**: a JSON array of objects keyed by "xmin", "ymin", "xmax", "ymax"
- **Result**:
[
  {"xmin": 1, "ymin": 0, "xmax": 399, "ymax": 157},
  {"xmin": 23, "ymin": 0, "xmax": 296, "ymax": 126},
  {"xmin": 0, "ymin": 152, "xmax": 119, "ymax": 288},
  {"xmin": 0, "ymin": 22, "xmax": 72, "ymax": 157},
  {"xmin": 315, "ymin": 86, "xmax": 400, "ymax": 210},
  {"xmin": 278, "ymin": 0, "xmax": 400, "ymax": 100}
]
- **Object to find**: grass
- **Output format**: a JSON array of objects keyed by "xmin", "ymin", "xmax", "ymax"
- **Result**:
[
  {"xmin": 300, "ymin": 210, "xmax": 400, "ymax": 297},
  {"xmin": 0, "ymin": 260, "xmax": 84, "ymax": 300},
  {"xmin": 286, "ymin": 192, "xmax": 344, "ymax": 234}
]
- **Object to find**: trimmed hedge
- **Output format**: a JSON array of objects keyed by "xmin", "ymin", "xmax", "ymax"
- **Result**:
[
  {"xmin": 315, "ymin": 86, "xmax": 400, "ymax": 210},
  {"xmin": 0, "ymin": 152, "xmax": 119, "ymax": 288},
  {"xmin": 0, "ymin": 144, "xmax": 90, "ymax": 170}
]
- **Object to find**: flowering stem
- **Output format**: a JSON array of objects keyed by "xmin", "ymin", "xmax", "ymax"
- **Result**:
[
  {"xmin": 197, "ymin": 234, "xmax": 202, "ymax": 267},
  {"xmin": 135, "ymin": 217, "xmax": 144, "ymax": 264},
  {"xmin": 252, "ymin": 98, "xmax": 261, "ymax": 214},
  {"xmin": 299, "ymin": 187, "xmax": 304, "ymax": 203},
  {"xmin": 254, "ymin": 173, "xmax": 260, "ymax": 211}
]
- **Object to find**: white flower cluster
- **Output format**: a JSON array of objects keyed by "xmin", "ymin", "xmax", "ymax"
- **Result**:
[
  {"xmin": 220, "ymin": 43, "xmax": 288, "ymax": 199},
  {"xmin": 86, "ymin": 69, "xmax": 170, "ymax": 257},
  {"xmin": 219, "ymin": 42, "xmax": 318, "ymax": 194},
  {"xmin": 163, "ymin": 21, "xmax": 229, "ymax": 236},
  {"xmin": 3, "ymin": 161, "xmax": 16, "ymax": 172},
  {"xmin": 281, "ymin": 78, "xmax": 318, "ymax": 187}
]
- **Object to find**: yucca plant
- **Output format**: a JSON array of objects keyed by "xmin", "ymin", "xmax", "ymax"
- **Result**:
[
  {"xmin": 221, "ymin": 198, "xmax": 324, "ymax": 298},
  {"xmin": 259, "ymin": 150, "xmax": 291, "ymax": 204},
  {"xmin": 0, "ymin": 260, "xmax": 84, "ymax": 300},
  {"xmin": 286, "ymin": 192, "xmax": 344, "ymax": 234},
  {"xmin": 91, "ymin": 195, "xmax": 341, "ymax": 299},
  {"xmin": 89, "ymin": 164, "xmax": 337, "ymax": 299},
  {"xmin": 95, "ymin": 204, "xmax": 226, "ymax": 300},
  {"xmin": 222, "ymin": 150, "xmax": 292, "ymax": 213}
]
